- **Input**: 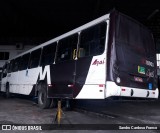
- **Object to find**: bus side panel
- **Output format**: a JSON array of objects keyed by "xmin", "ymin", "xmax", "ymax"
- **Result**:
[
  {"xmin": 6, "ymin": 72, "xmax": 18, "ymax": 93},
  {"xmin": 17, "ymin": 69, "xmax": 39, "ymax": 95},
  {"xmin": 75, "ymin": 54, "xmax": 106, "ymax": 99},
  {"xmin": 1, "ymin": 77, "xmax": 7, "ymax": 92},
  {"xmin": 73, "ymin": 57, "xmax": 92, "ymax": 98},
  {"xmin": 48, "ymin": 60, "xmax": 75, "ymax": 98}
]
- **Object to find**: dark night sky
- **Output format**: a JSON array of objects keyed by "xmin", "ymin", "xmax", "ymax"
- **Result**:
[{"xmin": 0, "ymin": 0, "xmax": 159, "ymax": 45}]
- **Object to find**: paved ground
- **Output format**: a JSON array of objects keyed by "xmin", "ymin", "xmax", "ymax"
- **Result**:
[
  {"xmin": 75, "ymin": 99, "xmax": 160, "ymax": 124},
  {"xmin": 0, "ymin": 94, "xmax": 160, "ymax": 133}
]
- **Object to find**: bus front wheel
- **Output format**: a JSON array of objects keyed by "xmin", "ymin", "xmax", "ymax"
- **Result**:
[{"xmin": 38, "ymin": 84, "xmax": 51, "ymax": 109}]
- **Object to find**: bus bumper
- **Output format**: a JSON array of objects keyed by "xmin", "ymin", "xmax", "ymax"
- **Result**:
[{"xmin": 106, "ymin": 81, "xmax": 159, "ymax": 99}]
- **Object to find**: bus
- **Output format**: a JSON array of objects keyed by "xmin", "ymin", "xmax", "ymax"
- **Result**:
[
  {"xmin": 0, "ymin": 44, "xmax": 35, "ymax": 82},
  {"xmin": 0, "ymin": 44, "xmax": 35, "ymax": 68},
  {"xmin": 0, "ymin": 10, "xmax": 158, "ymax": 109}
]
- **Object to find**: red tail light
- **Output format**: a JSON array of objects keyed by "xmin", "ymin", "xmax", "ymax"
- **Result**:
[{"xmin": 99, "ymin": 84, "xmax": 104, "ymax": 87}]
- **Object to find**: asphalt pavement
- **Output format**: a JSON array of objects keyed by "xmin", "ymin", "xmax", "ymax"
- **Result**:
[{"xmin": 0, "ymin": 94, "xmax": 160, "ymax": 133}]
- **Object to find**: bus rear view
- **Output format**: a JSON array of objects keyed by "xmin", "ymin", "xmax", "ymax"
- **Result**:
[{"xmin": 106, "ymin": 11, "xmax": 159, "ymax": 99}]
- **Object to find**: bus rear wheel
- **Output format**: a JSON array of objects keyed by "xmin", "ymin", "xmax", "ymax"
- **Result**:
[{"xmin": 38, "ymin": 84, "xmax": 51, "ymax": 109}]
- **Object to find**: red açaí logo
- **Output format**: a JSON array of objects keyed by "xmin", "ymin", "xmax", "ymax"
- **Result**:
[{"xmin": 92, "ymin": 58, "xmax": 105, "ymax": 66}]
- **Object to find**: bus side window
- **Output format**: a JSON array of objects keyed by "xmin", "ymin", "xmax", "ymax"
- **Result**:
[
  {"xmin": 79, "ymin": 22, "xmax": 106, "ymax": 58},
  {"xmin": 8, "ymin": 60, "xmax": 14, "ymax": 73},
  {"xmin": 2, "ymin": 63, "xmax": 8, "ymax": 78},
  {"xmin": 40, "ymin": 42, "xmax": 56, "ymax": 66},
  {"xmin": 19, "ymin": 53, "xmax": 30, "ymax": 71},
  {"xmin": 29, "ymin": 49, "xmax": 41, "ymax": 69},
  {"xmin": 6, "ymin": 63, "xmax": 10, "ymax": 73},
  {"xmin": 12, "ymin": 57, "xmax": 21, "ymax": 72},
  {"xmin": 56, "ymin": 34, "xmax": 78, "ymax": 62},
  {"xmin": 78, "ymin": 48, "xmax": 85, "ymax": 58}
]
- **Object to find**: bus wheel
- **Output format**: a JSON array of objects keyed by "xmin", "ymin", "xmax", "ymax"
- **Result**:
[
  {"xmin": 38, "ymin": 84, "xmax": 51, "ymax": 109},
  {"xmin": 6, "ymin": 83, "xmax": 10, "ymax": 98}
]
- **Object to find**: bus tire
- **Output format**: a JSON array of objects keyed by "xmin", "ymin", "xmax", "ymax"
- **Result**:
[
  {"xmin": 38, "ymin": 84, "xmax": 51, "ymax": 109},
  {"xmin": 6, "ymin": 83, "xmax": 10, "ymax": 98}
]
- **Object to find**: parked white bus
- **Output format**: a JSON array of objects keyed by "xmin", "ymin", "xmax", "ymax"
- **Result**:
[
  {"xmin": 0, "ymin": 10, "xmax": 158, "ymax": 109},
  {"xmin": 0, "ymin": 44, "xmax": 35, "ymax": 79}
]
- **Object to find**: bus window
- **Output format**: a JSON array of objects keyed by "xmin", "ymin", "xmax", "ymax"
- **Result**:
[
  {"xmin": 79, "ymin": 22, "xmax": 106, "ymax": 57},
  {"xmin": 8, "ymin": 60, "xmax": 14, "ymax": 73},
  {"xmin": 12, "ymin": 57, "xmax": 21, "ymax": 72},
  {"xmin": 29, "ymin": 49, "xmax": 41, "ymax": 69},
  {"xmin": 19, "ymin": 53, "xmax": 30, "ymax": 71},
  {"xmin": 1, "ymin": 63, "xmax": 8, "ymax": 78},
  {"xmin": 56, "ymin": 34, "xmax": 78, "ymax": 62},
  {"xmin": 78, "ymin": 48, "xmax": 86, "ymax": 58},
  {"xmin": 41, "ymin": 42, "xmax": 56, "ymax": 66}
]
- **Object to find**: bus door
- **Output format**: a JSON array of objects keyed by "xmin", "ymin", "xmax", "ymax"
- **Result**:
[{"xmin": 48, "ymin": 34, "xmax": 78, "ymax": 98}]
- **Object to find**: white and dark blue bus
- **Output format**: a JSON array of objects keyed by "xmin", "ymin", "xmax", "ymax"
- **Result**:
[{"xmin": 0, "ymin": 10, "xmax": 158, "ymax": 108}]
